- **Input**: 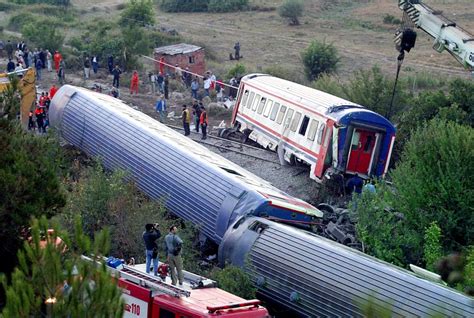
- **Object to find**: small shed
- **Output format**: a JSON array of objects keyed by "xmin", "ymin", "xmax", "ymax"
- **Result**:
[{"xmin": 154, "ymin": 43, "xmax": 206, "ymax": 76}]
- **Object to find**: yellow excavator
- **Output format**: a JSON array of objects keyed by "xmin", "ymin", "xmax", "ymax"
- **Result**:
[{"xmin": 0, "ymin": 68, "xmax": 37, "ymax": 127}]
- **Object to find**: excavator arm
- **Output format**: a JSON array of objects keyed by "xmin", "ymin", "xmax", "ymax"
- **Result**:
[{"xmin": 397, "ymin": 0, "xmax": 474, "ymax": 71}]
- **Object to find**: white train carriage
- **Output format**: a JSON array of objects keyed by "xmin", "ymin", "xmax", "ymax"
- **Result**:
[{"xmin": 231, "ymin": 74, "xmax": 396, "ymax": 181}]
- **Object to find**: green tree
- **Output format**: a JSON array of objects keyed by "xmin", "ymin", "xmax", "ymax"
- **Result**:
[
  {"xmin": 21, "ymin": 21, "xmax": 64, "ymax": 52},
  {"xmin": 278, "ymin": 0, "xmax": 304, "ymax": 25},
  {"xmin": 120, "ymin": 0, "xmax": 154, "ymax": 28},
  {"xmin": 0, "ymin": 119, "xmax": 66, "ymax": 276},
  {"xmin": 392, "ymin": 119, "xmax": 474, "ymax": 256},
  {"xmin": 211, "ymin": 266, "xmax": 256, "ymax": 299},
  {"xmin": 0, "ymin": 75, "xmax": 20, "ymax": 120},
  {"xmin": 423, "ymin": 222, "xmax": 443, "ymax": 271},
  {"xmin": 301, "ymin": 40, "xmax": 339, "ymax": 81},
  {"xmin": 0, "ymin": 216, "xmax": 123, "ymax": 317}
]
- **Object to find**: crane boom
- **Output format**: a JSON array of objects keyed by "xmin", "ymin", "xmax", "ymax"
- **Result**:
[{"xmin": 398, "ymin": 0, "xmax": 474, "ymax": 70}]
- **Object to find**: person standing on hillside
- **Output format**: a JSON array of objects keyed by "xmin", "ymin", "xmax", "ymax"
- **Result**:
[
  {"xmin": 46, "ymin": 49, "xmax": 52, "ymax": 72},
  {"xmin": 159, "ymin": 56, "xmax": 165, "ymax": 74},
  {"xmin": 164, "ymin": 75, "xmax": 169, "ymax": 99},
  {"xmin": 155, "ymin": 95, "xmax": 166, "ymax": 123},
  {"xmin": 57, "ymin": 61, "xmax": 65, "ymax": 84},
  {"xmin": 199, "ymin": 106, "xmax": 208, "ymax": 140},
  {"xmin": 191, "ymin": 77, "xmax": 199, "ymax": 99},
  {"xmin": 53, "ymin": 50, "xmax": 62, "ymax": 72},
  {"xmin": 107, "ymin": 55, "xmax": 114, "ymax": 74},
  {"xmin": 192, "ymin": 100, "xmax": 201, "ymax": 133},
  {"xmin": 181, "ymin": 104, "xmax": 191, "ymax": 136},
  {"xmin": 7, "ymin": 59, "xmax": 15, "ymax": 73},
  {"xmin": 112, "ymin": 65, "xmax": 122, "ymax": 88},
  {"xmin": 91, "ymin": 55, "xmax": 99, "ymax": 74},
  {"xmin": 5, "ymin": 40, "xmax": 14, "ymax": 60},
  {"xmin": 130, "ymin": 71, "xmax": 139, "ymax": 95},
  {"xmin": 35, "ymin": 58, "xmax": 43, "ymax": 81},
  {"xmin": 49, "ymin": 84, "xmax": 58, "ymax": 99},
  {"xmin": 83, "ymin": 56, "xmax": 91, "ymax": 79}
]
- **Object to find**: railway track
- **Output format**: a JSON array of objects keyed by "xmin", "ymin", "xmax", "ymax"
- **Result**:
[{"xmin": 165, "ymin": 124, "xmax": 282, "ymax": 164}]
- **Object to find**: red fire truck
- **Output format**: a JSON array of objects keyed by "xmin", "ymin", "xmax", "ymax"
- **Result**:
[{"xmin": 104, "ymin": 258, "xmax": 269, "ymax": 318}]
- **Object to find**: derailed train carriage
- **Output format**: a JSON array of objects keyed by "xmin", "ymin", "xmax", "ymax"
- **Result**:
[
  {"xmin": 49, "ymin": 85, "xmax": 322, "ymax": 243},
  {"xmin": 229, "ymin": 74, "xmax": 396, "ymax": 181},
  {"xmin": 219, "ymin": 217, "xmax": 474, "ymax": 317},
  {"xmin": 50, "ymin": 85, "xmax": 473, "ymax": 317}
]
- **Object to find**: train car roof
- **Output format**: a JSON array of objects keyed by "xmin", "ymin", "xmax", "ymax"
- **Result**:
[
  {"xmin": 241, "ymin": 74, "xmax": 392, "ymax": 124},
  {"xmin": 51, "ymin": 85, "xmax": 317, "ymax": 213}
]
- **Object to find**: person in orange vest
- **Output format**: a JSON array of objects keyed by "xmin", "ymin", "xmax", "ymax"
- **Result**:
[
  {"xmin": 39, "ymin": 92, "xmax": 46, "ymax": 107},
  {"xmin": 199, "ymin": 106, "xmax": 208, "ymax": 140},
  {"xmin": 49, "ymin": 85, "xmax": 58, "ymax": 99},
  {"xmin": 130, "ymin": 70, "xmax": 139, "ymax": 95},
  {"xmin": 159, "ymin": 56, "xmax": 165, "ymax": 75},
  {"xmin": 35, "ymin": 106, "xmax": 46, "ymax": 133},
  {"xmin": 53, "ymin": 50, "xmax": 62, "ymax": 72},
  {"xmin": 28, "ymin": 110, "xmax": 35, "ymax": 131}
]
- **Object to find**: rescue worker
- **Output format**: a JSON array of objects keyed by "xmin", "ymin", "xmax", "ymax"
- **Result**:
[
  {"xmin": 49, "ymin": 85, "xmax": 58, "ymax": 99},
  {"xmin": 143, "ymin": 223, "xmax": 161, "ymax": 276},
  {"xmin": 181, "ymin": 104, "xmax": 191, "ymax": 136},
  {"xmin": 165, "ymin": 225, "xmax": 184, "ymax": 286},
  {"xmin": 35, "ymin": 106, "xmax": 45, "ymax": 133},
  {"xmin": 199, "ymin": 106, "xmax": 208, "ymax": 140},
  {"xmin": 112, "ymin": 65, "xmax": 122, "ymax": 88},
  {"xmin": 159, "ymin": 56, "xmax": 165, "ymax": 74},
  {"xmin": 130, "ymin": 70, "xmax": 139, "ymax": 95},
  {"xmin": 192, "ymin": 100, "xmax": 201, "ymax": 133},
  {"xmin": 28, "ymin": 110, "xmax": 35, "ymax": 131},
  {"xmin": 53, "ymin": 50, "xmax": 62, "ymax": 72}
]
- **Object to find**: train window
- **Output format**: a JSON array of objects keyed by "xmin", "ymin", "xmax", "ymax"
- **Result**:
[
  {"xmin": 299, "ymin": 116, "xmax": 310, "ymax": 136},
  {"xmin": 307, "ymin": 119, "xmax": 319, "ymax": 141},
  {"xmin": 284, "ymin": 109, "xmax": 294, "ymax": 127},
  {"xmin": 270, "ymin": 102, "xmax": 280, "ymax": 121},
  {"xmin": 252, "ymin": 94, "xmax": 261, "ymax": 111},
  {"xmin": 364, "ymin": 135, "xmax": 373, "ymax": 152},
  {"xmin": 317, "ymin": 124, "xmax": 326, "ymax": 145},
  {"xmin": 290, "ymin": 112, "xmax": 302, "ymax": 132},
  {"xmin": 159, "ymin": 308, "xmax": 175, "ymax": 318},
  {"xmin": 257, "ymin": 97, "xmax": 266, "ymax": 114},
  {"xmin": 263, "ymin": 99, "xmax": 273, "ymax": 117},
  {"xmin": 247, "ymin": 92, "xmax": 255, "ymax": 109},
  {"xmin": 241, "ymin": 90, "xmax": 249, "ymax": 107},
  {"xmin": 351, "ymin": 131, "xmax": 360, "ymax": 150},
  {"xmin": 276, "ymin": 105, "xmax": 287, "ymax": 124}
]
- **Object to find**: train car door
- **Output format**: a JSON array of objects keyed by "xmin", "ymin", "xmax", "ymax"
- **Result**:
[{"xmin": 346, "ymin": 129, "xmax": 376, "ymax": 175}]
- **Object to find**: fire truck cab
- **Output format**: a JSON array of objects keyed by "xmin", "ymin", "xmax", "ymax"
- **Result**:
[{"xmin": 105, "ymin": 259, "xmax": 269, "ymax": 318}]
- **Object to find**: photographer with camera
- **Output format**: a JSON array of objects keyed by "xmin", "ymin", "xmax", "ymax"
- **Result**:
[
  {"xmin": 143, "ymin": 223, "xmax": 161, "ymax": 276},
  {"xmin": 164, "ymin": 225, "xmax": 184, "ymax": 286}
]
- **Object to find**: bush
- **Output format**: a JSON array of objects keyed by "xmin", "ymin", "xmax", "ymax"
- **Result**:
[
  {"xmin": 120, "ymin": 0, "xmax": 154, "ymax": 28},
  {"xmin": 301, "ymin": 40, "xmax": 339, "ymax": 81},
  {"xmin": 226, "ymin": 63, "xmax": 246, "ymax": 80},
  {"xmin": 8, "ymin": 12, "xmax": 36, "ymax": 31},
  {"xmin": 211, "ymin": 266, "xmax": 256, "ymax": 299},
  {"xmin": 383, "ymin": 14, "xmax": 401, "ymax": 25},
  {"xmin": 391, "ymin": 119, "xmax": 474, "ymax": 255},
  {"xmin": 208, "ymin": 0, "xmax": 248, "ymax": 12},
  {"xmin": 22, "ymin": 21, "xmax": 64, "ymax": 52},
  {"xmin": 160, "ymin": 0, "xmax": 209, "ymax": 12},
  {"xmin": 278, "ymin": 0, "xmax": 304, "ymax": 25}
]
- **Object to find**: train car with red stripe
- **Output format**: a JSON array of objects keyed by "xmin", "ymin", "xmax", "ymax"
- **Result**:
[{"xmin": 231, "ymin": 74, "xmax": 396, "ymax": 181}]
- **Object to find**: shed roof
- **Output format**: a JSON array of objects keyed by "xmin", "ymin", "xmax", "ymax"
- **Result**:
[{"xmin": 154, "ymin": 43, "xmax": 202, "ymax": 56}]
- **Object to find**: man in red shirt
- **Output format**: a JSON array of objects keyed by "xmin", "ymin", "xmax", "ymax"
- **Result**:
[
  {"xmin": 53, "ymin": 51, "xmax": 62, "ymax": 72},
  {"xmin": 199, "ymin": 106, "xmax": 208, "ymax": 140},
  {"xmin": 49, "ymin": 85, "xmax": 58, "ymax": 99}
]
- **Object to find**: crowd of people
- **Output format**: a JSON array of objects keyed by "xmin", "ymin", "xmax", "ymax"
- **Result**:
[{"xmin": 28, "ymin": 85, "xmax": 58, "ymax": 134}]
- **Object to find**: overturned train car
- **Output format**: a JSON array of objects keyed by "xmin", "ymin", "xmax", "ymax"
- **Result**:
[
  {"xmin": 50, "ymin": 86, "xmax": 473, "ymax": 317},
  {"xmin": 49, "ymin": 85, "xmax": 321, "ymax": 245},
  {"xmin": 219, "ymin": 217, "xmax": 474, "ymax": 317}
]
